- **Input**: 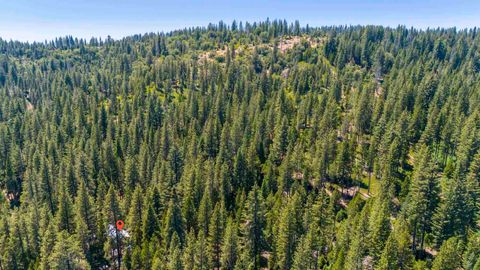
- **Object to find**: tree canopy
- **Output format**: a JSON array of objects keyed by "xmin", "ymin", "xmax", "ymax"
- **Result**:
[{"xmin": 0, "ymin": 20, "xmax": 479, "ymax": 269}]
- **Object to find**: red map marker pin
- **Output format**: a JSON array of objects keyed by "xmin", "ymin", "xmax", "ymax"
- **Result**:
[{"xmin": 116, "ymin": 220, "xmax": 124, "ymax": 230}]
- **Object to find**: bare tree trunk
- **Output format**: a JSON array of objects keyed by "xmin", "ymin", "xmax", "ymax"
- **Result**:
[
  {"xmin": 368, "ymin": 171, "xmax": 372, "ymax": 195},
  {"xmin": 115, "ymin": 227, "xmax": 122, "ymax": 269}
]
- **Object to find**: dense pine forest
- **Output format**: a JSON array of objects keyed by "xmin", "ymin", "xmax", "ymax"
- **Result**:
[{"xmin": 0, "ymin": 20, "xmax": 479, "ymax": 269}]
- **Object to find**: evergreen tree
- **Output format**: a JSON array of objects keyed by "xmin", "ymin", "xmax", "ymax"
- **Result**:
[
  {"xmin": 197, "ymin": 186, "xmax": 212, "ymax": 236},
  {"xmin": 127, "ymin": 185, "xmax": 144, "ymax": 245},
  {"xmin": 276, "ymin": 199, "xmax": 298, "ymax": 270},
  {"xmin": 56, "ymin": 185, "xmax": 75, "ymax": 233},
  {"xmin": 404, "ymin": 145, "xmax": 439, "ymax": 252},
  {"xmin": 103, "ymin": 185, "xmax": 123, "ymax": 269},
  {"xmin": 39, "ymin": 223, "xmax": 57, "ymax": 270},
  {"xmin": 291, "ymin": 230, "xmax": 318, "ymax": 270},
  {"xmin": 123, "ymin": 157, "xmax": 140, "ymax": 194},
  {"xmin": 207, "ymin": 203, "xmax": 224, "ymax": 269},
  {"xmin": 142, "ymin": 202, "xmax": 159, "ymax": 241},
  {"xmin": 377, "ymin": 219, "xmax": 414, "ymax": 270},
  {"xmin": 432, "ymin": 176, "xmax": 475, "ymax": 247},
  {"xmin": 345, "ymin": 203, "xmax": 370, "ymax": 270},
  {"xmin": 49, "ymin": 230, "xmax": 90, "ymax": 270},
  {"xmin": 40, "ymin": 160, "xmax": 56, "ymax": 213},
  {"xmin": 195, "ymin": 230, "xmax": 209, "ymax": 270},
  {"xmin": 238, "ymin": 185, "xmax": 265, "ymax": 269},
  {"xmin": 368, "ymin": 197, "xmax": 391, "ymax": 263},
  {"xmin": 463, "ymin": 232, "xmax": 480, "ymax": 270},
  {"xmin": 221, "ymin": 218, "xmax": 238, "ymax": 270},
  {"xmin": 163, "ymin": 196, "xmax": 184, "ymax": 248},
  {"xmin": 167, "ymin": 233, "xmax": 183, "ymax": 270},
  {"xmin": 431, "ymin": 237, "xmax": 464, "ymax": 270},
  {"xmin": 269, "ymin": 116, "xmax": 288, "ymax": 165}
]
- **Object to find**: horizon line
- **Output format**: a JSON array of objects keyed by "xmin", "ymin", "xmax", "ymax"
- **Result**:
[{"xmin": 2, "ymin": 19, "xmax": 480, "ymax": 44}]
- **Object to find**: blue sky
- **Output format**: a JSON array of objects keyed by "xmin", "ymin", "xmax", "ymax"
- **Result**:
[{"xmin": 1, "ymin": 0, "xmax": 480, "ymax": 42}]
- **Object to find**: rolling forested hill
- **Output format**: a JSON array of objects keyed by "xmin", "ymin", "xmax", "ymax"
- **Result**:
[{"xmin": 0, "ymin": 20, "xmax": 479, "ymax": 269}]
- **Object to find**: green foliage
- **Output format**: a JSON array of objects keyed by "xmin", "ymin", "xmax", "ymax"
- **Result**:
[
  {"xmin": 431, "ymin": 237, "xmax": 464, "ymax": 270},
  {"xmin": 0, "ymin": 20, "xmax": 479, "ymax": 269},
  {"xmin": 48, "ymin": 230, "xmax": 91, "ymax": 270},
  {"xmin": 377, "ymin": 219, "xmax": 414, "ymax": 270}
]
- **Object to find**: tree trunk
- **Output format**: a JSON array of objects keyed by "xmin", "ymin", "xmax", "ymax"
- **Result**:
[
  {"xmin": 411, "ymin": 220, "xmax": 417, "ymax": 252},
  {"xmin": 420, "ymin": 223, "xmax": 426, "ymax": 252},
  {"xmin": 368, "ymin": 171, "xmax": 372, "ymax": 195}
]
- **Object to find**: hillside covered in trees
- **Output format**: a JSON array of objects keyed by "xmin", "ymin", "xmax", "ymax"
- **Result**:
[{"xmin": 0, "ymin": 20, "xmax": 479, "ymax": 269}]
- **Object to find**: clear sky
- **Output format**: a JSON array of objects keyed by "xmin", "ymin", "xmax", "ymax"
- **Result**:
[{"xmin": 1, "ymin": 0, "xmax": 480, "ymax": 42}]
